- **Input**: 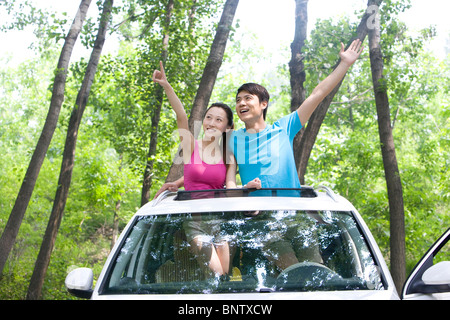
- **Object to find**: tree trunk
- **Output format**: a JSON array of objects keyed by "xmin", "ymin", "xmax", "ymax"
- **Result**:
[
  {"xmin": 165, "ymin": 0, "xmax": 240, "ymax": 183},
  {"xmin": 289, "ymin": 0, "xmax": 308, "ymax": 112},
  {"xmin": 289, "ymin": 0, "xmax": 308, "ymax": 167},
  {"xmin": 0, "ymin": 0, "xmax": 92, "ymax": 275},
  {"xmin": 295, "ymin": 3, "xmax": 374, "ymax": 184},
  {"xmin": 140, "ymin": 0, "xmax": 174, "ymax": 206},
  {"xmin": 367, "ymin": 0, "xmax": 406, "ymax": 293},
  {"xmin": 26, "ymin": 0, "xmax": 114, "ymax": 300}
]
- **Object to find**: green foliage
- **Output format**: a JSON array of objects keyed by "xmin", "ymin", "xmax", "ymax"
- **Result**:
[
  {"xmin": 303, "ymin": 9, "xmax": 450, "ymax": 274},
  {"xmin": 1, "ymin": 0, "xmax": 225, "ymax": 299}
]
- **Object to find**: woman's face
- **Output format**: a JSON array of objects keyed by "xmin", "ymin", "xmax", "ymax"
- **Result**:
[{"xmin": 202, "ymin": 107, "xmax": 231, "ymax": 139}]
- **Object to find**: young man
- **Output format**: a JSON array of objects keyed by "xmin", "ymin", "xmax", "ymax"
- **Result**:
[
  {"xmin": 155, "ymin": 39, "xmax": 363, "ymax": 195},
  {"xmin": 231, "ymin": 39, "xmax": 363, "ymax": 189}
]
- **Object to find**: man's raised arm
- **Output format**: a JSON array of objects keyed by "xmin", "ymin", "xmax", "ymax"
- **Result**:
[{"xmin": 297, "ymin": 39, "xmax": 363, "ymax": 126}]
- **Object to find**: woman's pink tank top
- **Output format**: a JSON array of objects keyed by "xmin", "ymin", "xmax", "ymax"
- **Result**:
[{"xmin": 184, "ymin": 140, "xmax": 226, "ymax": 190}]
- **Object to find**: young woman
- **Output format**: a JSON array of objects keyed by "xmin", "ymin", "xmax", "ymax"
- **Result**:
[
  {"xmin": 153, "ymin": 61, "xmax": 260, "ymax": 191},
  {"xmin": 152, "ymin": 62, "xmax": 260, "ymax": 276}
]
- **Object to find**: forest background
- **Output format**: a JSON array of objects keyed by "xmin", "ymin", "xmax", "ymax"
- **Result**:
[{"xmin": 0, "ymin": 0, "xmax": 449, "ymax": 299}]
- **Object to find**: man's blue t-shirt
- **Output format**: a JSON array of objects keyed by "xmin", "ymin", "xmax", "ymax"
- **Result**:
[{"xmin": 229, "ymin": 111, "xmax": 303, "ymax": 188}]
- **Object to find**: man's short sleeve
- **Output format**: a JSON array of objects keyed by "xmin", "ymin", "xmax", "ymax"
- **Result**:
[{"xmin": 275, "ymin": 111, "xmax": 302, "ymax": 141}]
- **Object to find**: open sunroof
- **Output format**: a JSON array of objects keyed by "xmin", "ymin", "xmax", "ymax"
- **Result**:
[{"xmin": 174, "ymin": 187, "xmax": 317, "ymax": 201}]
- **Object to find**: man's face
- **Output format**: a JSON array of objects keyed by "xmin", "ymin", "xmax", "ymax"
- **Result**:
[{"xmin": 235, "ymin": 90, "xmax": 267, "ymax": 123}]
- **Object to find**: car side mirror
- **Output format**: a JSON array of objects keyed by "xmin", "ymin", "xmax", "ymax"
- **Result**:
[
  {"xmin": 422, "ymin": 261, "xmax": 450, "ymax": 286},
  {"xmin": 402, "ymin": 229, "xmax": 450, "ymax": 299},
  {"xmin": 65, "ymin": 268, "xmax": 94, "ymax": 299}
]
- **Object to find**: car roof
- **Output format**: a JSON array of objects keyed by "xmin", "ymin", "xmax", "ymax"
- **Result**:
[{"xmin": 135, "ymin": 186, "xmax": 357, "ymax": 216}]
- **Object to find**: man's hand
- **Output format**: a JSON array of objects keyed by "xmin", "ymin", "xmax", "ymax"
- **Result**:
[
  {"xmin": 339, "ymin": 39, "xmax": 363, "ymax": 67},
  {"xmin": 245, "ymin": 178, "xmax": 261, "ymax": 189}
]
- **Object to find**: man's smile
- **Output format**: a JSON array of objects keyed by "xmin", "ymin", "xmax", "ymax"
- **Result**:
[{"xmin": 239, "ymin": 107, "xmax": 249, "ymax": 114}]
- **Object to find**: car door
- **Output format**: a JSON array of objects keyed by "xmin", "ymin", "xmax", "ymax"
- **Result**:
[{"xmin": 402, "ymin": 228, "xmax": 450, "ymax": 300}]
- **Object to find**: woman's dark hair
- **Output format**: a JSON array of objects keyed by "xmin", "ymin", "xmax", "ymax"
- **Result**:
[
  {"xmin": 203, "ymin": 102, "xmax": 234, "ymax": 165},
  {"xmin": 236, "ymin": 83, "xmax": 270, "ymax": 120}
]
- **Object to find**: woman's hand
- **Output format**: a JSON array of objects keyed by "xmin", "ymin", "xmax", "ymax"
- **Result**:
[
  {"xmin": 153, "ymin": 182, "xmax": 178, "ymax": 199},
  {"xmin": 152, "ymin": 61, "xmax": 170, "ymax": 88}
]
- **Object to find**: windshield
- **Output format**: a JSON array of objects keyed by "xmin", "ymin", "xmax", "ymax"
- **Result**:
[{"xmin": 101, "ymin": 210, "xmax": 384, "ymax": 295}]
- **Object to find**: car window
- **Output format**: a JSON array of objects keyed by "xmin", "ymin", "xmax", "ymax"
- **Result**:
[
  {"xmin": 101, "ymin": 210, "xmax": 384, "ymax": 295},
  {"xmin": 434, "ymin": 238, "xmax": 450, "ymax": 264}
]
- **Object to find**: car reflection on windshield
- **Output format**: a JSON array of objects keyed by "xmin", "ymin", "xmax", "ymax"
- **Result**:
[{"xmin": 102, "ymin": 210, "xmax": 383, "ymax": 295}]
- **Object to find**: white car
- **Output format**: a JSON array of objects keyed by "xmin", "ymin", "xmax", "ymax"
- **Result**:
[{"xmin": 66, "ymin": 186, "xmax": 450, "ymax": 300}]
